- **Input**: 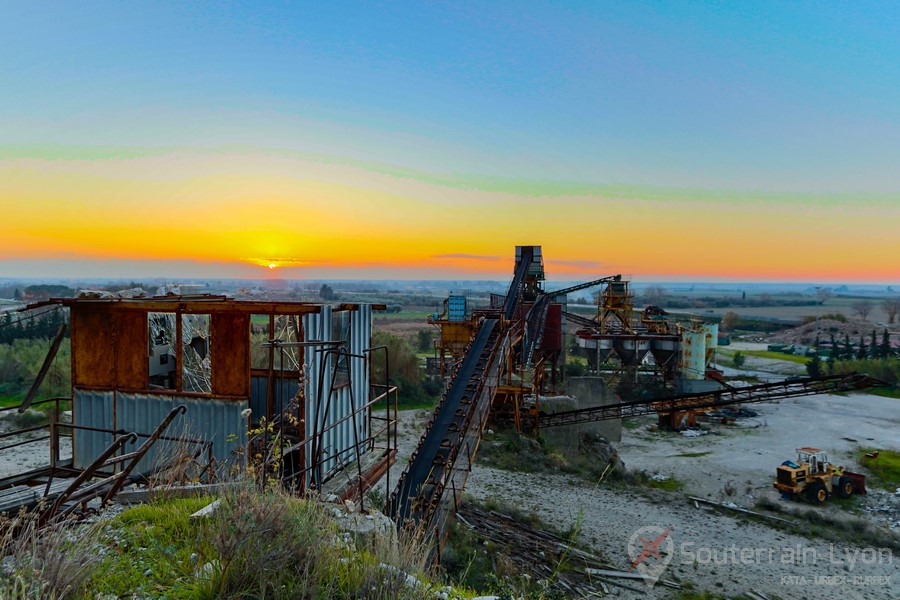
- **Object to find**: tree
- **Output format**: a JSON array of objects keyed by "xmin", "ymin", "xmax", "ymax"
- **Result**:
[
  {"xmin": 371, "ymin": 331, "xmax": 419, "ymax": 382},
  {"xmin": 13, "ymin": 288, "xmax": 21, "ymax": 300},
  {"xmin": 319, "ymin": 284, "xmax": 336, "ymax": 301},
  {"xmin": 732, "ymin": 351, "xmax": 746, "ymax": 368},
  {"xmin": 644, "ymin": 285, "xmax": 666, "ymax": 307},
  {"xmin": 851, "ymin": 300, "xmax": 873, "ymax": 322},
  {"xmin": 880, "ymin": 328, "xmax": 892, "ymax": 359},
  {"xmin": 806, "ymin": 353, "xmax": 822, "ymax": 378},
  {"xmin": 416, "ymin": 329, "xmax": 434, "ymax": 353},
  {"xmin": 815, "ymin": 288, "xmax": 833, "ymax": 305},
  {"xmin": 871, "ymin": 329, "xmax": 879, "ymax": 358},
  {"xmin": 856, "ymin": 335, "xmax": 867, "ymax": 360},
  {"xmin": 843, "ymin": 334, "xmax": 852, "ymax": 361},
  {"xmin": 883, "ymin": 298, "xmax": 900, "ymax": 324},
  {"xmin": 721, "ymin": 311, "xmax": 740, "ymax": 332}
]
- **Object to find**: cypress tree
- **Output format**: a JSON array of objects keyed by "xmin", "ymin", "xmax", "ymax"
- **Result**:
[
  {"xmin": 857, "ymin": 335, "xmax": 867, "ymax": 360},
  {"xmin": 806, "ymin": 353, "xmax": 822, "ymax": 378},
  {"xmin": 881, "ymin": 328, "xmax": 892, "ymax": 358}
]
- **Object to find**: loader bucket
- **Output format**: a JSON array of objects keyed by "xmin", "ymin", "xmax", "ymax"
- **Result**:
[{"xmin": 843, "ymin": 471, "xmax": 867, "ymax": 495}]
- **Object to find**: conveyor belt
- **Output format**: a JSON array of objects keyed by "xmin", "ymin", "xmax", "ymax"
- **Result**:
[
  {"xmin": 536, "ymin": 373, "xmax": 882, "ymax": 428},
  {"xmin": 389, "ymin": 247, "xmax": 535, "ymax": 538},
  {"xmin": 563, "ymin": 310, "xmax": 597, "ymax": 328},
  {"xmin": 389, "ymin": 318, "xmax": 498, "ymax": 524},
  {"xmin": 545, "ymin": 275, "xmax": 620, "ymax": 299}
]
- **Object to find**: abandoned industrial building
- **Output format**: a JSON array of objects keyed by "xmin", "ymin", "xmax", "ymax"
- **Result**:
[{"xmin": 0, "ymin": 295, "xmax": 396, "ymax": 518}]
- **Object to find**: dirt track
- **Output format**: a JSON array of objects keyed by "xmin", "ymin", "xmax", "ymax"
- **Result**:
[{"xmin": 383, "ymin": 392, "xmax": 900, "ymax": 599}]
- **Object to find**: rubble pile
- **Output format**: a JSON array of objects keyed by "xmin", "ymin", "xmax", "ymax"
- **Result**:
[
  {"xmin": 770, "ymin": 319, "xmax": 893, "ymax": 346},
  {"xmin": 863, "ymin": 490, "xmax": 900, "ymax": 531}
]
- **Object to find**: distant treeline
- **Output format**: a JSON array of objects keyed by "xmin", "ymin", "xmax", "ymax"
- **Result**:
[
  {"xmin": 0, "ymin": 284, "xmax": 76, "ymax": 301},
  {"xmin": 0, "ymin": 309, "xmax": 69, "ymax": 345}
]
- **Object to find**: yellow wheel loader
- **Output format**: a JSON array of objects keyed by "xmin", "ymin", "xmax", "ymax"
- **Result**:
[{"xmin": 773, "ymin": 447, "xmax": 867, "ymax": 504}]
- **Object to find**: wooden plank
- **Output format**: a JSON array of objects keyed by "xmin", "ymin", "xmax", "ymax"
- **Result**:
[
  {"xmin": 20, "ymin": 324, "xmax": 67, "ymax": 412},
  {"xmin": 114, "ymin": 310, "xmax": 148, "ymax": 389},
  {"xmin": 211, "ymin": 312, "xmax": 251, "ymax": 397},
  {"xmin": 59, "ymin": 298, "xmax": 324, "ymax": 314},
  {"xmin": 190, "ymin": 499, "xmax": 221, "ymax": 519},
  {"xmin": 71, "ymin": 307, "xmax": 115, "ymax": 387},
  {"xmin": 688, "ymin": 496, "xmax": 799, "ymax": 526}
]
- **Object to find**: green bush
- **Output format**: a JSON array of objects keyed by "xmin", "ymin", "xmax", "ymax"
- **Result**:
[{"xmin": 831, "ymin": 357, "xmax": 900, "ymax": 386}]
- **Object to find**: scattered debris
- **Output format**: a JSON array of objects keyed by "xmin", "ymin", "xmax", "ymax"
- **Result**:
[
  {"xmin": 680, "ymin": 428, "xmax": 706, "ymax": 438},
  {"xmin": 689, "ymin": 496, "xmax": 799, "ymax": 526},
  {"xmin": 454, "ymin": 503, "xmax": 679, "ymax": 597},
  {"xmin": 189, "ymin": 498, "xmax": 221, "ymax": 519},
  {"xmin": 583, "ymin": 568, "xmax": 680, "ymax": 589}
]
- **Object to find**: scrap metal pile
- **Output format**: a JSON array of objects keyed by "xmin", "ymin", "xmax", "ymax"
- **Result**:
[{"xmin": 457, "ymin": 503, "xmax": 682, "ymax": 597}]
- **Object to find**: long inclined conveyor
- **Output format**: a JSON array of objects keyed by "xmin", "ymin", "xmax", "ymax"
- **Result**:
[{"xmin": 388, "ymin": 248, "xmax": 535, "ymax": 547}]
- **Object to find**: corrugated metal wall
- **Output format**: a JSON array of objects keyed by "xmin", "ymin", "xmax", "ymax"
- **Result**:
[
  {"xmin": 303, "ymin": 304, "xmax": 371, "ymax": 477},
  {"xmin": 72, "ymin": 303, "xmax": 374, "ymax": 484},
  {"xmin": 249, "ymin": 376, "xmax": 300, "ymax": 422},
  {"xmin": 73, "ymin": 389, "xmax": 247, "ymax": 472},
  {"xmin": 72, "ymin": 389, "xmax": 114, "ymax": 471}
]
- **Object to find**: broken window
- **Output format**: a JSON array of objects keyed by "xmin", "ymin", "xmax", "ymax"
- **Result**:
[
  {"xmin": 148, "ymin": 313, "xmax": 177, "ymax": 389},
  {"xmin": 182, "ymin": 314, "xmax": 212, "ymax": 393}
]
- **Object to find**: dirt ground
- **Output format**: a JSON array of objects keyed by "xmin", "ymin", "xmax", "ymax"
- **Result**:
[
  {"xmin": 381, "ymin": 391, "xmax": 900, "ymax": 599},
  {"xmin": 0, "ymin": 416, "xmax": 71, "ymax": 479}
]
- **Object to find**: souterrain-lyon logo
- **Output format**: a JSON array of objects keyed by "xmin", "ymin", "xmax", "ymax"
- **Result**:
[{"xmin": 627, "ymin": 525, "xmax": 674, "ymax": 586}]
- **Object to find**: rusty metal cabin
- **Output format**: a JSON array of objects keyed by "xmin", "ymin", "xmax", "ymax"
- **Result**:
[{"xmin": 13, "ymin": 295, "xmax": 393, "ymax": 502}]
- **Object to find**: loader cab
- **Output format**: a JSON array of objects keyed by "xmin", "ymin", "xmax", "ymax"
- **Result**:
[{"xmin": 797, "ymin": 447, "xmax": 828, "ymax": 474}]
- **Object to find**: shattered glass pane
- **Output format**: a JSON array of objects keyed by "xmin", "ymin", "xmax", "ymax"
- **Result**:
[
  {"xmin": 182, "ymin": 314, "xmax": 212, "ymax": 393},
  {"xmin": 148, "ymin": 313, "xmax": 177, "ymax": 389}
]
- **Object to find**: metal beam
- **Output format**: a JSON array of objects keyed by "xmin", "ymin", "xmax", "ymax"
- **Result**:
[
  {"xmin": 19, "ymin": 324, "xmax": 67, "ymax": 413},
  {"xmin": 537, "ymin": 373, "xmax": 883, "ymax": 428}
]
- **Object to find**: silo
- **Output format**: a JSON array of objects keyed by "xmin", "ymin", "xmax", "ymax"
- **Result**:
[
  {"xmin": 650, "ymin": 337, "xmax": 679, "ymax": 369},
  {"xmin": 614, "ymin": 336, "xmax": 650, "ymax": 366},
  {"xmin": 703, "ymin": 323, "xmax": 719, "ymax": 365}
]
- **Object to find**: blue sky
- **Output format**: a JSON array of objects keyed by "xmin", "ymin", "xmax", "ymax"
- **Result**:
[{"xmin": 1, "ymin": 1, "xmax": 898, "ymax": 281}]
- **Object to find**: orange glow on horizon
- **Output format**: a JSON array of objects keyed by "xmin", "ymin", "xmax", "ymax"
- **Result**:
[{"xmin": 0, "ymin": 150, "xmax": 897, "ymax": 283}]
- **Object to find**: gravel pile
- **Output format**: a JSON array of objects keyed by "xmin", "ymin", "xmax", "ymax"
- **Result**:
[{"xmin": 770, "ymin": 319, "xmax": 893, "ymax": 346}]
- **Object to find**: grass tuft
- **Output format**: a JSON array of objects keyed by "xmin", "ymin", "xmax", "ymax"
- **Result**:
[{"xmin": 858, "ymin": 448, "xmax": 900, "ymax": 490}]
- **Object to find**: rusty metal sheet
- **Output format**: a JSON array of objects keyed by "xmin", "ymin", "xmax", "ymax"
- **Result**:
[
  {"xmin": 71, "ymin": 308, "xmax": 116, "ymax": 387},
  {"xmin": 211, "ymin": 312, "xmax": 251, "ymax": 397},
  {"xmin": 114, "ymin": 309, "xmax": 148, "ymax": 389}
]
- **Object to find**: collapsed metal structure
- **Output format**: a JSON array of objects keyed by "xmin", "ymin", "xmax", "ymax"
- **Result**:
[{"xmin": 0, "ymin": 295, "xmax": 397, "ymax": 521}]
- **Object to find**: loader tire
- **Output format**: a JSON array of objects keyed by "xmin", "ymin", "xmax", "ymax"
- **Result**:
[
  {"xmin": 805, "ymin": 481, "xmax": 827, "ymax": 504},
  {"xmin": 836, "ymin": 476, "xmax": 853, "ymax": 499}
]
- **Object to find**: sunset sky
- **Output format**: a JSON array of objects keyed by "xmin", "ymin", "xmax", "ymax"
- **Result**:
[{"xmin": 1, "ymin": 2, "xmax": 898, "ymax": 283}]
